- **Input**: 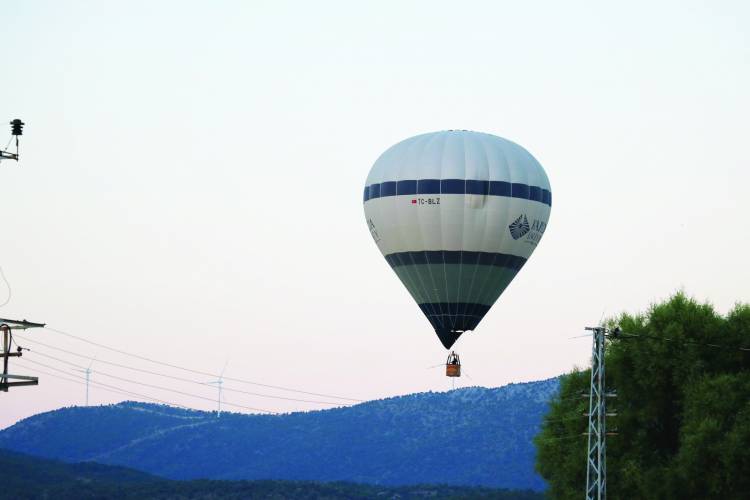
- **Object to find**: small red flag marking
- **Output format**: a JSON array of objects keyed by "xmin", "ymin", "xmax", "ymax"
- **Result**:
[{"xmin": 411, "ymin": 199, "xmax": 417, "ymax": 204}]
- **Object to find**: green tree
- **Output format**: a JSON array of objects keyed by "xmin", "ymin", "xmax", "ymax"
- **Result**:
[{"xmin": 535, "ymin": 293, "xmax": 750, "ymax": 499}]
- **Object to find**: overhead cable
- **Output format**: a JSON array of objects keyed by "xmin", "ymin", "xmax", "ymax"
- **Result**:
[
  {"xmin": 42, "ymin": 326, "xmax": 362, "ymax": 402},
  {"xmin": 611, "ymin": 331, "xmax": 750, "ymax": 352},
  {"xmin": 0, "ymin": 266, "xmax": 11, "ymax": 308},
  {"xmin": 572, "ymin": 329, "xmax": 750, "ymax": 352},
  {"xmin": 21, "ymin": 357, "xmax": 276, "ymax": 414},
  {"xmin": 14, "ymin": 333, "xmax": 344, "ymax": 406},
  {"xmin": 14, "ymin": 359, "xmax": 191, "ymax": 409}
]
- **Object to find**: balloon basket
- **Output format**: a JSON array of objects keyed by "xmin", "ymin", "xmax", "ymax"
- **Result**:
[{"xmin": 445, "ymin": 351, "xmax": 461, "ymax": 377}]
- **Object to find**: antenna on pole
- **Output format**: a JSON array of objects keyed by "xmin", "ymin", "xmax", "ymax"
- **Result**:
[
  {"xmin": 0, "ymin": 119, "xmax": 24, "ymax": 163},
  {"xmin": 207, "ymin": 361, "xmax": 228, "ymax": 418},
  {"xmin": 0, "ymin": 318, "xmax": 45, "ymax": 392}
]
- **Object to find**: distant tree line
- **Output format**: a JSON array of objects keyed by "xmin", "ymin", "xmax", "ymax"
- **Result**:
[{"xmin": 0, "ymin": 447, "xmax": 543, "ymax": 500}]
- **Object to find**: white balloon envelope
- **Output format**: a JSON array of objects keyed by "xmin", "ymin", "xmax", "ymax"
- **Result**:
[{"xmin": 363, "ymin": 130, "xmax": 551, "ymax": 349}]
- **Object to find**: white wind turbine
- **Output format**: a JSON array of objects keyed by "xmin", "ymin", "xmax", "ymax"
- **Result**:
[
  {"xmin": 207, "ymin": 361, "xmax": 228, "ymax": 417},
  {"xmin": 75, "ymin": 358, "xmax": 95, "ymax": 406}
]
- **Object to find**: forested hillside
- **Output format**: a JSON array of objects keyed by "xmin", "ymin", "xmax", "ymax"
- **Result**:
[{"xmin": 1, "ymin": 379, "xmax": 558, "ymax": 491}]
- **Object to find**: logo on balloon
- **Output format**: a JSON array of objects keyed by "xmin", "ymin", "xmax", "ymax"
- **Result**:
[
  {"xmin": 367, "ymin": 218, "xmax": 381, "ymax": 243},
  {"xmin": 508, "ymin": 214, "xmax": 530, "ymax": 240}
]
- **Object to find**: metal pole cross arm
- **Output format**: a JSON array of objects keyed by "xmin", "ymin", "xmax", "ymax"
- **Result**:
[
  {"xmin": 1, "ymin": 318, "xmax": 45, "ymax": 392},
  {"xmin": 0, "ymin": 373, "xmax": 39, "ymax": 390},
  {"xmin": 0, "ymin": 319, "xmax": 46, "ymax": 330}
]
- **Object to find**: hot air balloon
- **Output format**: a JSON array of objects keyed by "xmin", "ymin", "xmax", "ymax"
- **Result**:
[{"xmin": 363, "ymin": 130, "xmax": 551, "ymax": 352}]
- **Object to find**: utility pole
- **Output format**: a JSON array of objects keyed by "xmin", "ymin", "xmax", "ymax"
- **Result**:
[
  {"xmin": 0, "ymin": 121, "xmax": 45, "ymax": 392},
  {"xmin": 584, "ymin": 326, "xmax": 617, "ymax": 500}
]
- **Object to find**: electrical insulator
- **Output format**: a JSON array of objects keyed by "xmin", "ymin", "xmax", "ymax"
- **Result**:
[{"xmin": 10, "ymin": 119, "xmax": 24, "ymax": 136}]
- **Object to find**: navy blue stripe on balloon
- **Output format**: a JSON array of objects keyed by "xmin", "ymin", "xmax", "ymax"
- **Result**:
[
  {"xmin": 418, "ymin": 302, "xmax": 492, "ymax": 333},
  {"xmin": 418, "ymin": 302, "xmax": 492, "ymax": 319},
  {"xmin": 363, "ymin": 179, "xmax": 551, "ymax": 206},
  {"xmin": 384, "ymin": 250, "xmax": 526, "ymax": 271}
]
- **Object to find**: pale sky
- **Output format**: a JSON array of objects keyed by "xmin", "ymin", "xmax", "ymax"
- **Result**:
[{"xmin": 2, "ymin": 1, "xmax": 749, "ymax": 428}]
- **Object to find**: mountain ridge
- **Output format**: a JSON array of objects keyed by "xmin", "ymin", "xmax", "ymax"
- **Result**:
[{"xmin": 1, "ymin": 378, "xmax": 559, "ymax": 491}]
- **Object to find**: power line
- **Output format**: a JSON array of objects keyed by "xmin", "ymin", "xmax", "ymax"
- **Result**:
[
  {"xmin": 554, "ymin": 393, "xmax": 591, "ymax": 403},
  {"xmin": 22, "ymin": 356, "xmax": 275, "ymax": 414},
  {"xmin": 23, "ymin": 349, "xmax": 292, "ymax": 413},
  {"xmin": 543, "ymin": 413, "xmax": 590, "ymax": 424},
  {"xmin": 574, "ymin": 328, "xmax": 750, "ymax": 353},
  {"xmin": 42, "ymin": 326, "xmax": 362, "ymax": 402},
  {"xmin": 0, "ymin": 266, "xmax": 11, "ymax": 308},
  {"xmin": 14, "ymin": 359, "xmax": 191, "ymax": 409},
  {"xmin": 20, "ymin": 357, "xmax": 276, "ymax": 414},
  {"xmin": 534, "ymin": 434, "xmax": 586, "ymax": 444},
  {"xmin": 613, "ymin": 331, "xmax": 750, "ymax": 352},
  {"xmin": 14, "ymin": 333, "xmax": 346, "ymax": 406}
]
